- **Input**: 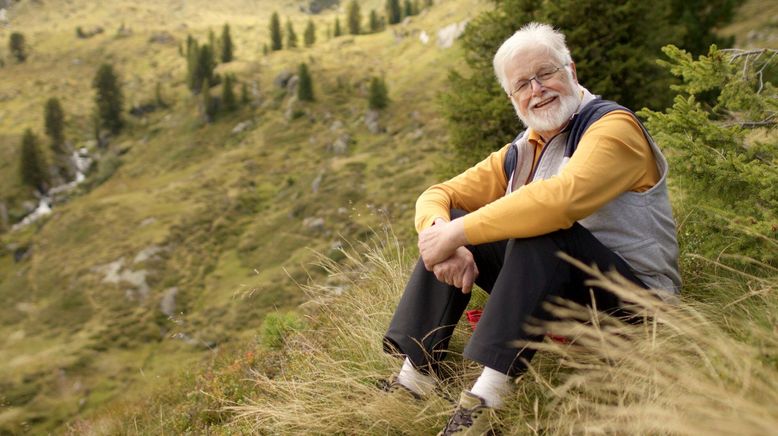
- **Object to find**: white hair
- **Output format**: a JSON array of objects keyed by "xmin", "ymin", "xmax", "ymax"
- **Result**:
[{"xmin": 493, "ymin": 22, "xmax": 573, "ymax": 95}]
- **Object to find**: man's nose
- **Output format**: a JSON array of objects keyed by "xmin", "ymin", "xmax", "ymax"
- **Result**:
[{"xmin": 530, "ymin": 78, "xmax": 544, "ymax": 95}]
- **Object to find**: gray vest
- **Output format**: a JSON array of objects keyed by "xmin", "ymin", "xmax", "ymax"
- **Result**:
[{"xmin": 507, "ymin": 91, "xmax": 682, "ymax": 293}]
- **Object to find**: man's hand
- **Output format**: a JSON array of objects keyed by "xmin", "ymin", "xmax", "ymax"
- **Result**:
[
  {"xmin": 432, "ymin": 246, "xmax": 479, "ymax": 294},
  {"xmin": 418, "ymin": 217, "xmax": 468, "ymax": 270}
]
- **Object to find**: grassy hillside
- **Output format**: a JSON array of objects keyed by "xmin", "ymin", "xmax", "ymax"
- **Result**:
[
  {"xmin": 0, "ymin": 0, "xmax": 486, "ymax": 432},
  {"xmin": 1, "ymin": 0, "xmax": 775, "ymax": 434}
]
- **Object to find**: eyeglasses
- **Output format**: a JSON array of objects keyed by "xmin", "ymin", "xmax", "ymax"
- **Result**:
[{"xmin": 510, "ymin": 66, "xmax": 562, "ymax": 98}]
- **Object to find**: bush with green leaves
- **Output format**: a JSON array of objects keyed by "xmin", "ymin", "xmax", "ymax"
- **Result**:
[
  {"xmin": 260, "ymin": 311, "xmax": 304, "ymax": 350},
  {"xmin": 640, "ymin": 46, "xmax": 778, "ymax": 264}
]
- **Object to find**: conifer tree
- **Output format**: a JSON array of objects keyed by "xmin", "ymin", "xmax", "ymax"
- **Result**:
[
  {"xmin": 368, "ymin": 76, "xmax": 389, "ymax": 109},
  {"xmin": 93, "ymin": 63, "xmax": 124, "ymax": 134},
  {"xmin": 270, "ymin": 12, "xmax": 283, "ymax": 51},
  {"xmin": 369, "ymin": 10, "xmax": 380, "ymax": 32},
  {"xmin": 286, "ymin": 19, "xmax": 298, "ymax": 49},
  {"xmin": 9, "ymin": 32, "xmax": 27, "ymax": 62},
  {"xmin": 347, "ymin": 0, "xmax": 361, "ymax": 35},
  {"xmin": 334, "ymin": 17, "xmax": 342, "ymax": 37},
  {"xmin": 20, "ymin": 129, "xmax": 49, "ymax": 192},
  {"xmin": 202, "ymin": 80, "xmax": 216, "ymax": 123},
  {"xmin": 199, "ymin": 43, "xmax": 216, "ymax": 87},
  {"xmin": 222, "ymin": 74, "xmax": 237, "ymax": 111},
  {"xmin": 241, "ymin": 82, "xmax": 250, "ymax": 105},
  {"xmin": 208, "ymin": 29, "xmax": 217, "ymax": 57},
  {"xmin": 221, "ymin": 23, "xmax": 234, "ymax": 62},
  {"xmin": 44, "ymin": 97, "xmax": 65, "ymax": 149},
  {"xmin": 304, "ymin": 19, "xmax": 316, "ymax": 47},
  {"xmin": 403, "ymin": 0, "xmax": 413, "ymax": 17},
  {"xmin": 386, "ymin": 0, "xmax": 402, "ymax": 24},
  {"xmin": 297, "ymin": 63, "xmax": 314, "ymax": 102}
]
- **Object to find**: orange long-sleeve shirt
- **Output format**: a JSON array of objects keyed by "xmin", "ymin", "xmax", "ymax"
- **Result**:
[{"xmin": 415, "ymin": 110, "xmax": 660, "ymax": 245}]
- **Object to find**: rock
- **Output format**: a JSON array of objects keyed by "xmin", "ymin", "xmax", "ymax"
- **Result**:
[
  {"xmin": 419, "ymin": 31, "xmax": 429, "ymax": 45},
  {"xmin": 303, "ymin": 217, "xmax": 325, "ymax": 232},
  {"xmin": 129, "ymin": 103, "xmax": 157, "ymax": 117},
  {"xmin": 139, "ymin": 217, "xmax": 156, "ymax": 227},
  {"xmin": 437, "ymin": 20, "xmax": 468, "ymax": 48},
  {"xmin": 302, "ymin": 0, "xmax": 339, "ymax": 14},
  {"xmin": 330, "ymin": 120, "xmax": 344, "ymax": 131},
  {"xmin": 13, "ymin": 245, "xmax": 30, "ymax": 263},
  {"xmin": 364, "ymin": 109, "xmax": 383, "ymax": 134},
  {"xmin": 0, "ymin": 8, "xmax": 7, "ymax": 24},
  {"xmin": 232, "ymin": 120, "xmax": 252, "ymax": 134},
  {"xmin": 274, "ymin": 70, "xmax": 293, "ymax": 88},
  {"xmin": 134, "ymin": 245, "xmax": 163, "ymax": 264},
  {"xmin": 330, "ymin": 134, "xmax": 351, "ymax": 155},
  {"xmin": 160, "ymin": 287, "xmax": 178, "ymax": 317},
  {"xmin": 286, "ymin": 75, "xmax": 299, "ymax": 94},
  {"xmin": 311, "ymin": 172, "xmax": 324, "ymax": 194},
  {"xmin": 148, "ymin": 31, "xmax": 175, "ymax": 44}
]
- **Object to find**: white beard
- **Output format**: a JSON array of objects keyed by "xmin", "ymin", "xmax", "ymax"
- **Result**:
[{"xmin": 514, "ymin": 89, "xmax": 580, "ymax": 134}]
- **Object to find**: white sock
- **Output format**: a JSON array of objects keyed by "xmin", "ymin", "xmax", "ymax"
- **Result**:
[
  {"xmin": 470, "ymin": 366, "xmax": 512, "ymax": 409},
  {"xmin": 396, "ymin": 357, "xmax": 436, "ymax": 396}
]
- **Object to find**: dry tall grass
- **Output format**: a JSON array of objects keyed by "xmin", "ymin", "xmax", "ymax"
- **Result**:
[{"xmin": 229, "ymin": 233, "xmax": 778, "ymax": 435}]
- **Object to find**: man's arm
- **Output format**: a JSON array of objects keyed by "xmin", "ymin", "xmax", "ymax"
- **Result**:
[
  {"xmin": 414, "ymin": 144, "xmax": 512, "ymax": 232},
  {"xmin": 460, "ymin": 111, "xmax": 658, "ymax": 245}
]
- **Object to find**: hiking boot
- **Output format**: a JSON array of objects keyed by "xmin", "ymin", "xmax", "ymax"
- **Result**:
[
  {"xmin": 378, "ymin": 376, "xmax": 423, "ymax": 401},
  {"xmin": 438, "ymin": 391, "xmax": 498, "ymax": 435}
]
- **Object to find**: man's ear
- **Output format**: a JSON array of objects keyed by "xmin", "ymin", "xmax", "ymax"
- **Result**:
[{"xmin": 569, "ymin": 61, "xmax": 578, "ymax": 83}]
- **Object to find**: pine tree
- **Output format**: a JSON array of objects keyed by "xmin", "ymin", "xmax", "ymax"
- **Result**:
[
  {"xmin": 386, "ymin": 0, "xmax": 402, "ymax": 24},
  {"xmin": 221, "ymin": 23, "xmax": 234, "ymax": 62},
  {"xmin": 222, "ymin": 74, "xmax": 237, "ymax": 111},
  {"xmin": 93, "ymin": 63, "xmax": 124, "ymax": 134},
  {"xmin": 208, "ymin": 29, "xmax": 217, "ymax": 58},
  {"xmin": 270, "ymin": 12, "xmax": 283, "ymax": 51},
  {"xmin": 641, "ymin": 46, "xmax": 778, "ymax": 262},
  {"xmin": 347, "ymin": 0, "xmax": 361, "ymax": 35},
  {"xmin": 44, "ymin": 97, "xmax": 65, "ymax": 149},
  {"xmin": 198, "ymin": 43, "xmax": 216, "ymax": 88},
  {"xmin": 304, "ymin": 19, "xmax": 316, "ymax": 47},
  {"xmin": 241, "ymin": 82, "xmax": 250, "ymax": 105},
  {"xmin": 297, "ymin": 63, "xmax": 314, "ymax": 102},
  {"xmin": 9, "ymin": 32, "xmax": 27, "ymax": 62},
  {"xmin": 286, "ymin": 19, "xmax": 298, "ymax": 49},
  {"xmin": 403, "ymin": 0, "xmax": 413, "ymax": 17},
  {"xmin": 334, "ymin": 17, "xmax": 342, "ymax": 37},
  {"xmin": 20, "ymin": 129, "xmax": 49, "ymax": 192},
  {"xmin": 670, "ymin": 0, "xmax": 741, "ymax": 56},
  {"xmin": 369, "ymin": 10, "xmax": 380, "ymax": 32},
  {"xmin": 202, "ymin": 80, "xmax": 216, "ymax": 123},
  {"xmin": 368, "ymin": 76, "xmax": 389, "ymax": 109}
]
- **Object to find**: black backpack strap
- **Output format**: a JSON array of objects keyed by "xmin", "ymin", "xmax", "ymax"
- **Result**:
[
  {"xmin": 503, "ymin": 130, "xmax": 525, "ymax": 182},
  {"xmin": 565, "ymin": 99, "xmax": 630, "ymax": 157}
]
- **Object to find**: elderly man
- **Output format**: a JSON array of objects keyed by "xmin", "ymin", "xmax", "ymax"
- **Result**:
[{"xmin": 382, "ymin": 22, "xmax": 681, "ymax": 435}]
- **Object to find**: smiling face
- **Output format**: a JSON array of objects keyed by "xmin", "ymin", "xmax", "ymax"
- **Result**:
[{"xmin": 505, "ymin": 46, "xmax": 580, "ymax": 139}]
